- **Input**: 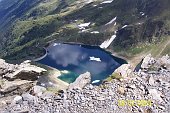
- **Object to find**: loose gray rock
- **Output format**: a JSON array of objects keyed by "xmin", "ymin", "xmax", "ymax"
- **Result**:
[
  {"xmin": 32, "ymin": 86, "xmax": 46, "ymax": 96},
  {"xmin": 22, "ymin": 93, "xmax": 35, "ymax": 102},
  {"xmin": 141, "ymin": 54, "xmax": 155, "ymax": 69},
  {"xmin": 149, "ymin": 89, "xmax": 163, "ymax": 102},
  {"xmin": 114, "ymin": 64, "xmax": 133, "ymax": 79},
  {"xmin": 13, "ymin": 95, "xmax": 22, "ymax": 104}
]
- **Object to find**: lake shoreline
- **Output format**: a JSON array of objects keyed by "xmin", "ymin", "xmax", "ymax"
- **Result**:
[{"xmin": 33, "ymin": 47, "xmax": 48, "ymax": 62}]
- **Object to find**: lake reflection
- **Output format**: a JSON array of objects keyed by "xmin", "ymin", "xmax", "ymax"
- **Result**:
[{"xmin": 38, "ymin": 43, "xmax": 126, "ymax": 85}]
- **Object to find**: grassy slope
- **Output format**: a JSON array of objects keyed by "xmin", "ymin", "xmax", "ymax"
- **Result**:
[
  {"xmin": 0, "ymin": 0, "xmax": 169, "ymax": 63},
  {"xmin": 0, "ymin": 0, "xmax": 109, "ymax": 61}
]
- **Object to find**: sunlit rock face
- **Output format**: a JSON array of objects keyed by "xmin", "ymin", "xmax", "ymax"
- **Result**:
[{"xmin": 38, "ymin": 43, "xmax": 126, "ymax": 85}]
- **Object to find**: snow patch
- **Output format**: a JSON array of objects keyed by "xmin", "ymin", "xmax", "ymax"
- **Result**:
[
  {"xmin": 140, "ymin": 12, "xmax": 145, "ymax": 16},
  {"xmin": 122, "ymin": 25, "xmax": 127, "ymax": 29},
  {"xmin": 92, "ymin": 80, "xmax": 100, "ymax": 84},
  {"xmin": 105, "ymin": 17, "xmax": 117, "ymax": 25},
  {"xmin": 78, "ymin": 22, "xmax": 91, "ymax": 27},
  {"xmin": 91, "ymin": 31, "xmax": 99, "ymax": 34},
  {"xmin": 61, "ymin": 70, "xmax": 70, "ymax": 74},
  {"xmin": 78, "ymin": 29, "xmax": 89, "ymax": 33},
  {"xmin": 100, "ymin": 34, "xmax": 116, "ymax": 49},
  {"xmin": 86, "ymin": 0, "xmax": 93, "ymax": 4},
  {"xmin": 89, "ymin": 56, "xmax": 101, "ymax": 62},
  {"xmin": 114, "ymin": 22, "xmax": 117, "ymax": 26},
  {"xmin": 114, "ymin": 30, "xmax": 117, "ymax": 34},
  {"xmin": 78, "ymin": 27, "xmax": 85, "ymax": 30},
  {"xmin": 78, "ymin": 22, "xmax": 91, "ymax": 30},
  {"xmin": 53, "ymin": 43, "xmax": 60, "ymax": 46},
  {"xmin": 101, "ymin": 0, "xmax": 114, "ymax": 4}
]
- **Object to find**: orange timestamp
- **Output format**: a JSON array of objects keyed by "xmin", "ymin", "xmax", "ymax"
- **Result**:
[{"xmin": 118, "ymin": 100, "xmax": 152, "ymax": 107}]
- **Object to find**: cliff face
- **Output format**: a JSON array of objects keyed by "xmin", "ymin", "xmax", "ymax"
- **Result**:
[{"xmin": 0, "ymin": 55, "xmax": 170, "ymax": 113}]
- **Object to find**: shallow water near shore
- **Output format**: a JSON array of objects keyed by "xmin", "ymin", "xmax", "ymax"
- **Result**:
[{"xmin": 37, "ymin": 43, "xmax": 127, "ymax": 85}]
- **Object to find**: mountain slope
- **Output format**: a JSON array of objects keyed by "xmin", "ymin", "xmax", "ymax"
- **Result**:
[{"xmin": 0, "ymin": 0, "xmax": 169, "ymax": 63}]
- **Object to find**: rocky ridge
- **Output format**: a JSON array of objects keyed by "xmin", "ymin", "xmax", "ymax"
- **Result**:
[
  {"xmin": 0, "ymin": 55, "xmax": 169, "ymax": 113},
  {"xmin": 0, "ymin": 59, "xmax": 46, "ymax": 97}
]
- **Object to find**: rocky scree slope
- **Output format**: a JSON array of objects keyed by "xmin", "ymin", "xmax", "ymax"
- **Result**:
[
  {"xmin": 0, "ymin": 55, "xmax": 169, "ymax": 113},
  {"xmin": 0, "ymin": 59, "xmax": 46, "ymax": 97}
]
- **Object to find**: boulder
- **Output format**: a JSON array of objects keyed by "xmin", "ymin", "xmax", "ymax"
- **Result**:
[
  {"xmin": 0, "ymin": 59, "xmax": 46, "ymax": 81},
  {"xmin": 0, "ymin": 80, "xmax": 35, "ymax": 96},
  {"xmin": 157, "ymin": 55, "xmax": 170, "ymax": 70},
  {"xmin": 32, "ymin": 86, "xmax": 46, "ymax": 96},
  {"xmin": 148, "ymin": 75, "xmax": 155, "ymax": 86},
  {"xmin": 149, "ymin": 89, "xmax": 163, "ymax": 102},
  {"xmin": 141, "ymin": 54, "xmax": 155, "ymax": 69},
  {"xmin": 22, "ymin": 93, "xmax": 35, "ymax": 102},
  {"xmin": 13, "ymin": 95, "xmax": 22, "ymax": 104},
  {"xmin": 0, "ymin": 59, "xmax": 47, "ymax": 97},
  {"xmin": 6, "ymin": 64, "xmax": 46, "ymax": 81},
  {"xmin": 68, "ymin": 72, "xmax": 91, "ymax": 90},
  {"xmin": 114, "ymin": 64, "xmax": 133, "ymax": 79},
  {"xmin": 0, "ymin": 59, "xmax": 16, "ymax": 76},
  {"xmin": 117, "ymin": 86, "xmax": 125, "ymax": 95}
]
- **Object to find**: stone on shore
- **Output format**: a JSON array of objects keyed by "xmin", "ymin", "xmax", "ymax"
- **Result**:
[{"xmin": 69, "ymin": 72, "xmax": 91, "ymax": 90}]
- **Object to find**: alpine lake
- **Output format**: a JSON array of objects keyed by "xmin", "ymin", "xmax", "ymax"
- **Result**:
[{"xmin": 37, "ymin": 43, "xmax": 127, "ymax": 85}]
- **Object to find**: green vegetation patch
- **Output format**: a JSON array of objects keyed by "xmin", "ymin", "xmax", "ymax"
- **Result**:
[{"xmin": 104, "ymin": 72, "xmax": 122, "ymax": 82}]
